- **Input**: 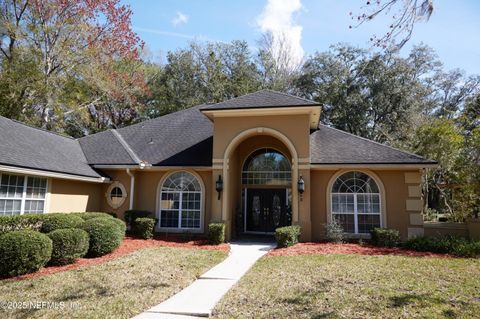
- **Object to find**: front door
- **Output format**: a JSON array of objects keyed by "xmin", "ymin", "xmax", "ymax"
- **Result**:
[{"xmin": 245, "ymin": 188, "xmax": 289, "ymax": 233}]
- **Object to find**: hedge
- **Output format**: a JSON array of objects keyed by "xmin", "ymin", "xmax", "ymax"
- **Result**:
[
  {"xmin": 124, "ymin": 210, "xmax": 156, "ymax": 229},
  {"xmin": 82, "ymin": 217, "xmax": 125, "ymax": 257},
  {"xmin": 275, "ymin": 225, "xmax": 301, "ymax": 248},
  {"xmin": 370, "ymin": 228, "xmax": 400, "ymax": 247},
  {"xmin": 70, "ymin": 212, "xmax": 115, "ymax": 221},
  {"xmin": 0, "ymin": 230, "xmax": 52, "ymax": 277},
  {"xmin": 40, "ymin": 214, "xmax": 84, "ymax": 233},
  {"xmin": 404, "ymin": 235, "xmax": 480, "ymax": 258},
  {"xmin": 207, "ymin": 223, "xmax": 225, "ymax": 245},
  {"xmin": 0, "ymin": 214, "xmax": 47, "ymax": 235},
  {"xmin": 47, "ymin": 228, "xmax": 89, "ymax": 265},
  {"xmin": 132, "ymin": 218, "xmax": 156, "ymax": 239}
]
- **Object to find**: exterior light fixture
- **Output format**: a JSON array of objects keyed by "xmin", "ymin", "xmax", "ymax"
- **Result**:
[
  {"xmin": 216, "ymin": 175, "xmax": 223, "ymax": 200},
  {"xmin": 298, "ymin": 176, "xmax": 305, "ymax": 195}
]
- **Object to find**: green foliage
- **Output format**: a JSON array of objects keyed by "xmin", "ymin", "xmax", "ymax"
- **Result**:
[
  {"xmin": 207, "ymin": 223, "xmax": 225, "ymax": 245},
  {"xmin": 40, "ymin": 214, "xmax": 84, "ymax": 233},
  {"xmin": 70, "ymin": 212, "xmax": 115, "ymax": 221},
  {"xmin": 82, "ymin": 217, "xmax": 125, "ymax": 257},
  {"xmin": 47, "ymin": 228, "xmax": 89, "ymax": 265},
  {"xmin": 124, "ymin": 210, "xmax": 156, "ymax": 229},
  {"xmin": 132, "ymin": 218, "xmax": 156, "ymax": 239},
  {"xmin": 370, "ymin": 228, "xmax": 400, "ymax": 247},
  {"xmin": 325, "ymin": 220, "xmax": 344, "ymax": 243},
  {"xmin": 275, "ymin": 225, "xmax": 301, "ymax": 248},
  {"xmin": 0, "ymin": 230, "xmax": 52, "ymax": 277},
  {"xmin": 0, "ymin": 214, "xmax": 47, "ymax": 235},
  {"xmin": 404, "ymin": 236, "xmax": 480, "ymax": 258}
]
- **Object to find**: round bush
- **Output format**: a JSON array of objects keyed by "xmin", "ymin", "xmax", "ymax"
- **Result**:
[
  {"xmin": 40, "ymin": 214, "xmax": 84, "ymax": 233},
  {"xmin": 47, "ymin": 228, "xmax": 89, "ymax": 265},
  {"xmin": 82, "ymin": 217, "xmax": 125, "ymax": 257},
  {"xmin": 0, "ymin": 230, "xmax": 52, "ymax": 277},
  {"xmin": 133, "ymin": 218, "xmax": 156, "ymax": 239},
  {"xmin": 71, "ymin": 212, "xmax": 115, "ymax": 221}
]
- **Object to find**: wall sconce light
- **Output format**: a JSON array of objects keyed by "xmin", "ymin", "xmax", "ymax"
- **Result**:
[
  {"xmin": 298, "ymin": 176, "xmax": 305, "ymax": 199},
  {"xmin": 216, "ymin": 175, "xmax": 223, "ymax": 200}
]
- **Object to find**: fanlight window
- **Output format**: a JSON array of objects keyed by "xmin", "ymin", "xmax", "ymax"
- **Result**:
[
  {"xmin": 160, "ymin": 172, "xmax": 202, "ymax": 229},
  {"xmin": 331, "ymin": 171, "xmax": 381, "ymax": 234},
  {"xmin": 242, "ymin": 149, "xmax": 291, "ymax": 185}
]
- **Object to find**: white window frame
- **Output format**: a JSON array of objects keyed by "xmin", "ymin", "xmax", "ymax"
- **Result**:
[
  {"xmin": 157, "ymin": 171, "xmax": 204, "ymax": 233},
  {"xmin": 327, "ymin": 170, "xmax": 386, "ymax": 236},
  {"xmin": 0, "ymin": 173, "xmax": 48, "ymax": 215},
  {"xmin": 331, "ymin": 192, "xmax": 381, "ymax": 234}
]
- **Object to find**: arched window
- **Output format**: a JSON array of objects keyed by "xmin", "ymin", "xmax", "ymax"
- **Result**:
[
  {"xmin": 242, "ymin": 148, "xmax": 291, "ymax": 185},
  {"xmin": 159, "ymin": 171, "xmax": 202, "ymax": 230},
  {"xmin": 331, "ymin": 171, "xmax": 381, "ymax": 234}
]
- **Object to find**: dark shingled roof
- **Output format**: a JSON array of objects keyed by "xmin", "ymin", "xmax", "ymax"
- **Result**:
[
  {"xmin": 200, "ymin": 89, "xmax": 319, "ymax": 111},
  {"xmin": 78, "ymin": 130, "xmax": 137, "ymax": 165},
  {"xmin": 116, "ymin": 105, "xmax": 213, "ymax": 166},
  {"xmin": 0, "ymin": 116, "xmax": 102, "ymax": 178},
  {"xmin": 310, "ymin": 125, "xmax": 436, "ymax": 165}
]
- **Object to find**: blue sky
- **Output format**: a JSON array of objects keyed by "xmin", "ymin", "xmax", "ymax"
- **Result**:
[{"xmin": 123, "ymin": 0, "xmax": 480, "ymax": 74}]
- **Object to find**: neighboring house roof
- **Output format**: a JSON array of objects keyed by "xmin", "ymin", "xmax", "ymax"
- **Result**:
[
  {"xmin": 0, "ymin": 116, "xmax": 102, "ymax": 178},
  {"xmin": 79, "ymin": 105, "xmax": 213, "ymax": 166},
  {"xmin": 200, "ymin": 89, "xmax": 320, "ymax": 111},
  {"xmin": 310, "ymin": 125, "xmax": 437, "ymax": 165}
]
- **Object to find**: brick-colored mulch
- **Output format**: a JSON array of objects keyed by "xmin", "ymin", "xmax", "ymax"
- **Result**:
[
  {"xmin": 11, "ymin": 237, "xmax": 230, "ymax": 281},
  {"xmin": 267, "ymin": 242, "xmax": 451, "ymax": 258}
]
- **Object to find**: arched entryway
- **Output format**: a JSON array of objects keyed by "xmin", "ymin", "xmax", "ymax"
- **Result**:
[
  {"xmin": 241, "ymin": 148, "xmax": 292, "ymax": 234},
  {"xmin": 220, "ymin": 127, "xmax": 299, "ymax": 238}
]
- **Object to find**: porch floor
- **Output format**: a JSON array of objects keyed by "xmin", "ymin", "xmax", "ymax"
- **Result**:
[{"xmin": 133, "ymin": 240, "xmax": 275, "ymax": 318}]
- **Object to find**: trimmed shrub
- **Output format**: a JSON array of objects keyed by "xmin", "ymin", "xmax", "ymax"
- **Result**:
[
  {"xmin": 47, "ymin": 228, "xmax": 89, "ymax": 265},
  {"xmin": 124, "ymin": 210, "xmax": 156, "ymax": 229},
  {"xmin": 109, "ymin": 217, "xmax": 127, "ymax": 234},
  {"xmin": 207, "ymin": 223, "xmax": 225, "ymax": 245},
  {"xmin": 404, "ymin": 235, "xmax": 480, "ymax": 257},
  {"xmin": 370, "ymin": 228, "xmax": 400, "ymax": 247},
  {"xmin": 275, "ymin": 225, "xmax": 301, "ymax": 248},
  {"xmin": 132, "ymin": 218, "xmax": 156, "ymax": 239},
  {"xmin": 0, "ymin": 230, "xmax": 52, "ymax": 277},
  {"xmin": 82, "ymin": 217, "xmax": 125, "ymax": 257},
  {"xmin": 0, "ymin": 214, "xmax": 47, "ymax": 235},
  {"xmin": 325, "ymin": 220, "xmax": 344, "ymax": 243},
  {"xmin": 40, "ymin": 214, "xmax": 84, "ymax": 233},
  {"xmin": 70, "ymin": 212, "xmax": 115, "ymax": 221}
]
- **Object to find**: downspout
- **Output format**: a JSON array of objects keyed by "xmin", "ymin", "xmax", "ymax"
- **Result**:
[{"xmin": 126, "ymin": 168, "xmax": 135, "ymax": 210}]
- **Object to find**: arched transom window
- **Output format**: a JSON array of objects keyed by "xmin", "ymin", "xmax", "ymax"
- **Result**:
[
  {"xmin": 242, "ymin": 148, "xmax": 291, "ymax": 185},
  {"xmin": 331, "ymin": 171, "xmax": 381, "ymax": 234},
  {"xmin": 159, "ymin": 172, "xmax": 202, "ymax": 230}
]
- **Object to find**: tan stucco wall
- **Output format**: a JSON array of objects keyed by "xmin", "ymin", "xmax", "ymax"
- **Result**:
[
  {"xmin": 212, "ymin": 114, "xmax": 311, "ymax": 159},
  {"xmin": 310, "ymin": 169, "xmax": 423, "ymax": 241},
  {"xmin": 100, "ymin": 169, "xmax": 213, "ymax": 234},
  {"xmin": 48, "ymin": 178, "xmax": 102, "ymax": 212}
]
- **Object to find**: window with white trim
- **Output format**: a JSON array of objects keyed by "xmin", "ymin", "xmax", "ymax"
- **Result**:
[
  {"xmin": 331, "ymin": 171, "xmax": 381, "ymax": 234},
  {"xmin": 0, "ymin": 174, "xmax": 47, "ymax": 215},
  {"xmin": 159, "ymin": 172, "xmax": 202, "ymax": 229}
]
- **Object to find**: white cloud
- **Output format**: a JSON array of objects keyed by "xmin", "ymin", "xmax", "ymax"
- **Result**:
[
  {"xmin": 171, "ymin": 11, "xmax": 189, "ymax": 27},
  {"xmin": 257, "ymin": 0, "xmax": 304, "ymax": 69}
]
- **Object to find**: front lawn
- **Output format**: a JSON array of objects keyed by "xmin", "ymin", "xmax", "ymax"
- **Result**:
[
  {"xmin": 213, "ymin": 254, "xmax": 480, "ymax": 318},
  {"xmin": 0, "ymin": 246, "xmax": 226, "ymax": 319}
]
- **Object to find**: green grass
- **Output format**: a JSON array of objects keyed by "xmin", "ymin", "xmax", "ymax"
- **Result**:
[
  {"xmin": 213, "ymin": 254, "xmax": 480, "ymax": 318},
  {"xmin": 0, "ymin": 247, "xmax": 226, "ymax": 319}
]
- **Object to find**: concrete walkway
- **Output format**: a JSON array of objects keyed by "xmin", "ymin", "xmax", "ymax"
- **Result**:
[{"xmin": 133, "ymin": 241, "xmax": 275, "ymax": 319}]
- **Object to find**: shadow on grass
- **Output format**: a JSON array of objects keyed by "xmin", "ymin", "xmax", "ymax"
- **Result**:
[{"xmin": 389, "ymin": 293, "xmax": 445, "ymax": 308}]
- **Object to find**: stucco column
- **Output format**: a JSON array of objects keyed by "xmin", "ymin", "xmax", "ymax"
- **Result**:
[{"xmin": 297, "ymin": 168, "xmax": 312, "ymax": 241}]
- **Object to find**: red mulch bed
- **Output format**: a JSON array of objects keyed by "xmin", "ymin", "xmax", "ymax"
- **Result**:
[
  {"xmin": 267, "ymin": 242, "xmax": 451, "ymax": 258},
  {"xmin": 10, "ymin": 237, "xmax": 230, "ymax": 281}
]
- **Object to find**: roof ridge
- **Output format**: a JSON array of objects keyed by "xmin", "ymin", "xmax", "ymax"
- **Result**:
[
  {"xmin": 2, "ymin": 116, "xmax": 75, "ymax": 140},
  {"xmin": 317, "ymin": 124, "xmax": 435, "ymax": 162},
  {"xmin": 262, "ymin": 89, "xmax": 319, "ymax": 104},
  {"xmin": 111, "ymin": 129, "xmax": 141, "ymax": 164}
]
